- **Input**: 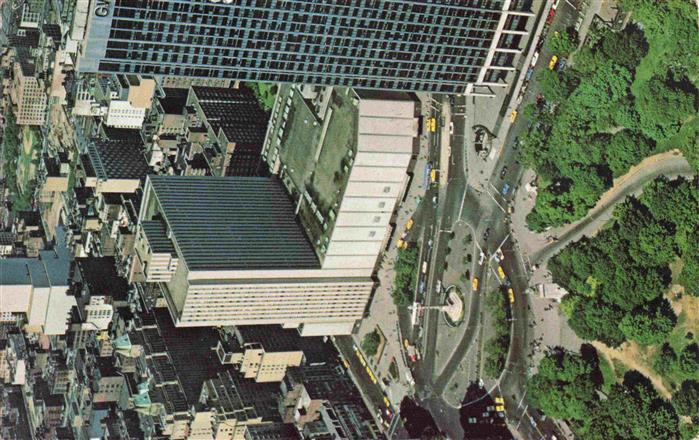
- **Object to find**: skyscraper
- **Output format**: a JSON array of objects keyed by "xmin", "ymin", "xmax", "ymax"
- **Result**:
[
  {"xmin": 133, "ymin": 176, "xmax": 374, "ymax": 335},
  {"xmin": 76, "ymin": 0, "xmax": 533, "ymax": 94}
]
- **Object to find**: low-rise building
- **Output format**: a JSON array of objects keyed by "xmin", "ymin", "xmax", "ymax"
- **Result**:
[
  {"xmin": 215, "ymin": 326, "xmax": 326, "ymax": 383},
  {"xmin": 0, "ymin": 228, "xmax": 76, "ymax": 336}
]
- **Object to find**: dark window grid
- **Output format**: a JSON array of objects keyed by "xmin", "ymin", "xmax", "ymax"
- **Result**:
[
  {"xmin": 112, "ymin": 7, "xmax": 502, "ymax": 37},
  {"xmin": 100, "ymin": 57, "xmax": 472, "ymax": 89},
  {"xmin": 104, "ymin": 34, "xmax": 493, "ymax": 64}
]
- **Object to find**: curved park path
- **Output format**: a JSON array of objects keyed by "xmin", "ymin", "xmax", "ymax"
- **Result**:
[{"xmin": 520, "ymin": 150, "xmax": 694, "ymax": 266}]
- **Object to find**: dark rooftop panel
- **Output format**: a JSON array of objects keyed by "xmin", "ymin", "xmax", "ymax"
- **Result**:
[
  {"xmin": 86, "ymin": 139, "xmax": 149, "ymax": 180},
  {"xmin": 140, "ymin": 220, "xmax": 176, "ymax": 255},
  {"xmin": 148, "ymin": 176, "xmax": 319, "ymax": 271}
]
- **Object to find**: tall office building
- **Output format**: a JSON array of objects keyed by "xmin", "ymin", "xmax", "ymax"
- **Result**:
[
  {"xmin": 75, "ymin": 1, "xmax": 533, "ymax": 94},
  {"xmin": 133, "ymin": 176, "xmax": 374, "ymax": 335}
]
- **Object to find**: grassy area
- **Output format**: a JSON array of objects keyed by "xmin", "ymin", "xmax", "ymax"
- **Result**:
[
  {"xmin": 392, "ymin": 247, "xmax": 419, "ymax": 307},
  {"xmin": 389, "ymin": 358, "xmax": 399, "ymax": 379},
  {"xmin": 2, "ymin": 114, "xmax": 41, "ymax": 211},
  {"xmin": 597, "ymin": 353, "xmax": 616, "ymax": 394},
  {"xmin": 279, "ymin": 95, "xmax": 321, "ymax": 189},
  {"xmin": 17, "ymin": 127, "xmax": 41, "ymax": 192},
  {"xmin": 311, "ymin": 89, "xmax": 356, "ymax": 213},
  {"xmin": 243, "ymin": 82, "xmax": 278, "ymax": 111},
  {"xmin": 483, "ymin": 289, "xmax": 511, "ymax": 378}
]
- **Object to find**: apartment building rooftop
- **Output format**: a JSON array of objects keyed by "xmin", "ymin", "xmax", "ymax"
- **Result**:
[
  {"xmin": 85, "ymin": 139, "xmax": 149, "ymax": 181},
  {"xmin": 145, "ymin": 176, "xmax": 319, "ymax": 271}
]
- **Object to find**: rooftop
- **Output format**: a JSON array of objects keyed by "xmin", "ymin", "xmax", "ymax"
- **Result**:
[
  {"xmin": 140, "ymin": 220, "xmax": 176, "ymax": 255},
  {"xmin": 147, "ymin": 176, "xmax": 319, "ymax": 271},
  {"xmin": 192, "ymin": 86, "xmax": 268, "ymax": 145},
  {"xmin": 86, "ymin": 139, "xmax": 149, "ymax": 180},
  {"xmin": 234, "ymin": 325, "xmax": 328, "ymax": 360},
  {"xmin": 75, "ymin": 257, "xmax": 129, "ymax": 302},
  {"xmin": 159, "ymin": 88, "xmax": 189, "ymax": 114}
]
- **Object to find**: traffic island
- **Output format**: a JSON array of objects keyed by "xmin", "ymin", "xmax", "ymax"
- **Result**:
[{"xmin": 443, "ymin": 285, "xmax": 465, "ymax": 327}]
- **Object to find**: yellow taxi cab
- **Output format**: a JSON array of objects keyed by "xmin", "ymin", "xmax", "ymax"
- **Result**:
[
  {"xmin": 509, "ymin": 110, "xmax": 518, "ymax": 123},
  {"xmin": 508, "ymin": 288, "xmax": 515, "ymax": 304},
  {"xmin": 384, "ymin": 396, "xmax": 391, "ymax": 408},
  {"xmin": 497, "ymin": 266, "xmax": 506, "ymax": 280},
  {"xmin": 495, "ymin": 396, "xmax": 505, "ymax": 405},
  {"xmin": 428, "ymin": 117, "xmax": 437, "ymax": 132},
  {"xmin": 396, "ymin": 239, "xmax": 407, "ymax": 249},
  {"xmin": 548, "ymin": 55, "xmax": 559, "ymax": 70},
  {"xmin": 406, "ymin": 218, "xmax": 414, "ymax": 231},
  {"xmin": 472, "ymin": 277, "xmax": 479, "ymax": 291},
  {"xmin": 496, "ymin": 405, "xmax": 506, "ymax": 412},
  {"xmin": 366, "ymin": 366, "xmax": 378, "ymax": 384}
]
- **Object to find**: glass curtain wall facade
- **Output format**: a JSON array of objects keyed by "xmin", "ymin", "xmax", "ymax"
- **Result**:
[{"xmin": 78, "ymin": 0, "xmax": 506, "ymax": 93}]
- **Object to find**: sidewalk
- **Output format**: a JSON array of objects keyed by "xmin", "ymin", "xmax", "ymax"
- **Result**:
[{"xmin": 352, "ymin": 94, "xmax": 436, "ymax": 406}]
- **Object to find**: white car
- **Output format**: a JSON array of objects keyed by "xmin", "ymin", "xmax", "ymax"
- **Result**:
[{"xmin": 449, "ymin": 122, "xmax": 454, "ymax": 135}]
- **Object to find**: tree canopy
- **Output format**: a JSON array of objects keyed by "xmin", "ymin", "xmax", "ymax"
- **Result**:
[
  {"xmin": 529, "ymin": 348, "xmax": 683, "ymax": 439},
  {"xmin": 361, "ymin": 330, "xmax": 381, "ymax": 357},
  {"xmin": 522, "ymin": 0, "xmax": 699, "ymax": 231},
  {"xmin": 550, "ymin": 177, "xmax": 698, "ymax": 347},
  {"xmin": 528, "ymin": 349, "xmax": 599, "ymax": 420}
]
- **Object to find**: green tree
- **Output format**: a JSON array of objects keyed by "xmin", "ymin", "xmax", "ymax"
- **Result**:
[
  {"xmin": 567, "ymin": 299, "xmax": 626, "ymax": 347},
  {"xmin": 678, "ymin": 256, "xmax": 699, "ymax": 296},
  {"xmin": 529, "ymin": 349, "xmax": 599, "ymax": 420},
  {"xmin": 583, "ymin": 374, "xmax": 680, "ymax": 440},
  {"xmin": 653, "ymin": 343, "xmax": 678, "ymax": 377},
  {"xmin": 536, "ymin": 69, "xmax": 577, "ymax": 103},
  {"xmin": 597, "ymin": 25, "xmax": 648, "ymax": 70},
  {"xmin": 619, "ymin": 299, "xmax": 677, "ymax": 345},
  {"xmin": 673, "ymin": 380, "xmax": 699, "ymax": 417},
  {"xmin": 547, "ymin": 29, "xmax": 578, "ymax": 57},
  {"xmin": 361, "ymin": 330, "xmax": 381, "ymax": 357},
  {"xmin": 605, "ymin": 130, "xmax": 655, "ymax": 177},
  {"xmin": 392, "ymin": 247, "xmax": 418, "ymax": 306},
  {"xmin": 678, "ymin": 343, "xmax": 699, "ymax": 375},
  {"xmin": 635, "ymin": 75, "xmax": 698, "ymax": 142}
]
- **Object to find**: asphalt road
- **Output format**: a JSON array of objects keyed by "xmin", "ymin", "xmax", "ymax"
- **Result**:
[{"xmin": 408, "ymin": 1, "xmax": 585, "ymax": 439}]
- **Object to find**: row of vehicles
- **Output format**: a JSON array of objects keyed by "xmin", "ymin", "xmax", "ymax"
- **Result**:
[{"xmin": 396, "ymin": 217, "xmax": 414, "ymax": 249}]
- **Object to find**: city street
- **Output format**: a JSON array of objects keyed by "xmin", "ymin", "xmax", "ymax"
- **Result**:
[{"xmin": 405, "ymin": 0, "xmax": 592, "ymax": 439}]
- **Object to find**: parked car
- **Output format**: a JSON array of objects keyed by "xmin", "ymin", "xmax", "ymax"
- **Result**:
[
  {"xmin": 500, "ymin": 166, "xmax": 508, "ymax": 179},
  {"xmin": 502, "ymin": 183, "xmax": 511, "ymax": 196},
  {"xmin": 548, "ymin": 55, "xmax": 558, "ymax": 70}
]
